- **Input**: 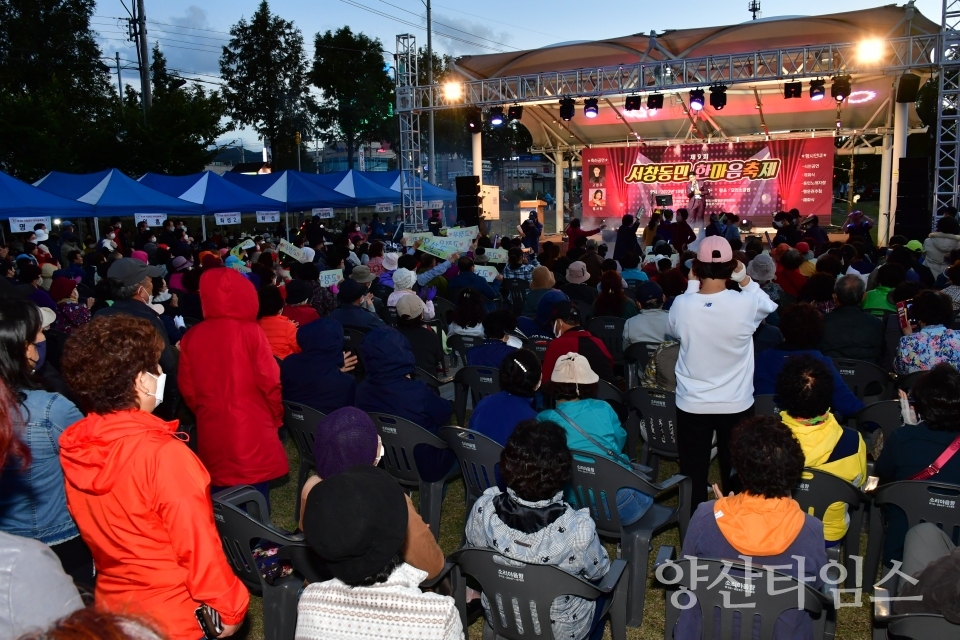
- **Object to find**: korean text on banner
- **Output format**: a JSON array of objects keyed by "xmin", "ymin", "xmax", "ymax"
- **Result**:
[
  {"xmin": 319, "ymin": 269, "xmax": 343, "ymax": 287},
  {"xmin": 134, "ymin": 213, "xmax": 167, "ymax": 227},
  {"xmin": 278, "ymin": 239, "xmax": 307, "ymax": 263},
  {"xmin": 484, "ymin": 248, "xmax": 508, "ymax": 264},
  {"xmin": 9, "ymin": 217, "xmax": 52, "ymax": 234},
  {"xmin": 375, "ymin": 203, "xmax": 395, "ymax": 213},
  {"xmin": 403, "ymin": 231, "xmax": 434, "ymax": 241},
  {"xmin": 215, "ymin": 212, "xmax": 241, "ymax": 225},
  {"xmin": 445, "ymin": 226, "xmax": 479, "ymax": 240},
  {"xmin": 312, "ymin": 208, "xmax": 334, "ymax": 219},
  {"xmin": 419, "ymin": 236, "xmax": 471, "ymax": 260},
  {"xmin": 474, "ymin": 266, "xmax": 499, "ymax": 282},
  {"xmin": 256, "ymin": 211, "xmax": 280, "ymax": 223},
  {"xmin": 428, "ymin": 200, "xmax": 444, "ymax": 209}
]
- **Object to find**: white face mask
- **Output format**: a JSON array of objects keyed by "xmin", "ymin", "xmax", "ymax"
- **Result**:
[
  {"xmin": 107, "ymin": 232, "xmax": 116, "ymax": 240},
  {"xmin": 145, "ymin": 371, "xmax": 166, "ymax": 407},
  {"xmin": 374, "ymin": 439, "xmax": 385, "ymax": 465},
  {"xmin": 553, "ymin": 320, "xmax": 563, "ymax": 339},
  {"xmin": 149, "ymin": 236, "xmax": 156, "ymax": 244},
  {"xmin": 153, "ymin": 291, "xmax": 172, "ymax": 303},
  {"xmin": 348, "ymin": 243, "xmax": 355, "ymax": 251}
]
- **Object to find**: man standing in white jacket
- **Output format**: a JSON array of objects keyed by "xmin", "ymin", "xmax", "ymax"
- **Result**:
[{"xmin": 668, "ymin": 236, "xmax": 778, "ymax": 508}]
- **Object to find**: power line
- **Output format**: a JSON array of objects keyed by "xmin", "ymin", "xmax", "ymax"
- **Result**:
[
  {"xmin": 333, "ymin": 0, "xmax": 506, "ymax": 52},
  {"xmin": 366, "ymin": 0, "xmax": 516, "ymax": 50},
  {"xmin": 430, "ymin": 2, "xmax": 562, "ymax": 40}
]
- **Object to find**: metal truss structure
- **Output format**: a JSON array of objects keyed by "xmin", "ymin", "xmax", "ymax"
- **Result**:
[
  {"xmin": 406, "ymin": 35, "xmax": 937, "ymax": 111},
  {"xmin": 936, "ymin": 0, "xmax": 960, "ymax": 213},
  {"xmin": 395, "ymin": 34, "xmax": 425, "ymax": 231}
]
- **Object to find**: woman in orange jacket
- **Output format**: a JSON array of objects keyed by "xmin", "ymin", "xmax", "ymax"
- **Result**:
[{"xmin": 59, "ymin": 314, "xmax": 249, "ymax": 640}]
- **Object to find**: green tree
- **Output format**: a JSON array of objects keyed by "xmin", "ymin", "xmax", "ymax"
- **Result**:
[
  {"xmin": 311, "ymin": 27, "xmax": 394, "ymax": 169},
  {"xmin": 111, "ymin": 47, "xmax": 229, "ymax": 176},
  {"xmin": 0, "ymin": 0, "xmax": 117, "ymax": 180},
  {"xmin": 219, "ymin": 0, "xmax": 315, "ymax": 171}
]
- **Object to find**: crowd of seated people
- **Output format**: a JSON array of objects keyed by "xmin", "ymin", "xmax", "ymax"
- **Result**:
[{"xmin": 5, "ymin": 210, "xmax": 960, "ymax": 639}]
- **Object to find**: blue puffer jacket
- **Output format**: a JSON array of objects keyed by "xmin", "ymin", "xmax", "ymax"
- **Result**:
[
  {"xmin": 355, "ymin": 327, "xmax": 455, "ymax": 482},
  {"xmin": 0, "ymin": 389, "xmax": 82, "ymax": 545},
  {"xmin": 281, "ymin": 317, "xmax": 357, "ymax": 415}
]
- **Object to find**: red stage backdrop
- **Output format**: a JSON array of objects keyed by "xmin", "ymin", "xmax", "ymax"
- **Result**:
[{"xmin": 581, "ymin": 139, "xmax": 833, "ymax": 219}]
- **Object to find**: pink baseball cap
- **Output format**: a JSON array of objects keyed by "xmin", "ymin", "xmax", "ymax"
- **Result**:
[{"xmin": 696, "ymin": 236, "xmax": 733, "ymax": 263}]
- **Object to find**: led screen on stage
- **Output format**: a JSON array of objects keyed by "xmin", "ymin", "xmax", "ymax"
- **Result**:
[{"xmin": 581, "ymin": 139, "xmax": 834, "ymax": 219}]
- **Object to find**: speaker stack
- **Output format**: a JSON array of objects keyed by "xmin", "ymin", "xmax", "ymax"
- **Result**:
[
  {"xmin": 894, "ymin": 156, "xmax": 932, "ymax": 241},
  {"xmin": 455, "ymin": 175, "xmax": 481, "ymax": 227}
]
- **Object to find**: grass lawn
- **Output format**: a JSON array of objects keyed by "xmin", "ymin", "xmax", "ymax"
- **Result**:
[{"xmin": 232, "ymin": 437, "xmax": 875, "ymax": 640}]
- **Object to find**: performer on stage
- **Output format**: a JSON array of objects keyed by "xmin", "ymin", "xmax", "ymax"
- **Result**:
[{"xmin": 687, "ymin": 176, "xmax": 707, "ymax": 225}]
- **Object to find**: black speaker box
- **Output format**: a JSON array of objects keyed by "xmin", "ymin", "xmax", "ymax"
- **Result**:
[
  {"xmin": 896, "ymin": 73, "xmax": 922, "ymax": 103},
  {"xmin": 455, "ymin": 175, "xmax": 480, "ymax": 196}
]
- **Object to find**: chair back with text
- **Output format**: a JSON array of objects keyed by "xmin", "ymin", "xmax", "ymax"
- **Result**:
[
  {"xmin": 587, "ymin": 316, "xmax": 627, "ymax": 366},
  {"xmin": 439, "ymin": 426, "xmax": 503, "ymax": 511},
  {"xmin": 282, "ymin": 401, "xmax": 326, "ymax": 522},
  {"xmin": 831, "ymin": 357, "xmax": 891, "ymax": 401},
  {"xmin": 453, "ymin": 366, "xmax": 501, "ymax": 426}
]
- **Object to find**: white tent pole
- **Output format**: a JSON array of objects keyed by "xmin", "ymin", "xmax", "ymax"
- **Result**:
[
  {"xmin": 889, "ymin": 99, "xmax": 910, "ymax": 242},
  {"xmin": 93, "ymin": 217, "xmax": 100, "ymax": 241},
  {"xmin": 286, "ymin": 212, "xmax": 290, "ymax": 241},
  {"xmin": 201, "ymin": 215, "xmax": 206, "ymax": 241},
  {"xmin": 555, "ymin": 150, "xmax": 564, "ymax": 234}
]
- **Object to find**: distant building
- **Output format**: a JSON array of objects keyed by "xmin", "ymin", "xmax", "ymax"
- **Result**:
[{"xmin": 317, "ymin": 141, "xmax": 396, "ymax": 173}]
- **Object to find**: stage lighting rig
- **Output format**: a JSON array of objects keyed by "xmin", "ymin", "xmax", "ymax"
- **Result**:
[
  {"xmin": 647, "ymin": 93, "xmax": 664, "ymax": 110},
  {"xmin": 507, "ymin": 105, "xmax": 523, "ymax": 120},
  {"xmin": 624, "ymin": 95, "xmax": 642, "ymax": 111},
  {"xmin": 784, "ymin": 81, "xmax": 802, "ymax": 99},
  {"xmin": 810, "ymin": 80, "xmax": 826, "ymax": 101},
  {"xmin": 584, "ymin": 98, "xmax": 599, "ymax": 118},
  {"xmin": 489, "ymin": 107, "xmax": 505, "ymax": 126},
  {"xmin": 689, "ymin": 89, "xmax": 705, "ymax": 111},
  {"xmin": 831, "ymin": 76, "xmax": 852, "ymax": 102},
  {"xmin": 709, "ymin": 85, "xmax": 727, "ymax": 110},
  {"xmin": 559, "ymin": 97, "xmax": 575, "ymax": 121},
  {"xmin": 466, "ymin": 108, "xmax": 482, "ymax": 133}
]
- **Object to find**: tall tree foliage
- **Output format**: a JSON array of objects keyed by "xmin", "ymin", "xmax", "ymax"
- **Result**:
[
  {"xmin": 311, "ymin": 27, "xmax": 394, "ymax": 169},
  {"xmin": 0, "ymin": 0, "xmax": 116, "ymax": 180},
  {"xmin": 220, "ymin": 0, "xmax": 315, "ymax": 171},
  {"xmin": 112, "ymin": 47, "xmax": 229, "ymax": 176}
]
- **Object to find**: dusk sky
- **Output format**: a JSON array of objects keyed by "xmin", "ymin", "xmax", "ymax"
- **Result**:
[{"xmin": 89, "ymin": 0, "xmax": 943, "ymax": 151}]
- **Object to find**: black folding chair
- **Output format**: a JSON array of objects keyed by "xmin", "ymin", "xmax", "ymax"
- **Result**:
[
  {"xmin": 587, "ymin": 316, "xmax": 627, "ymax": 366},
  {"xmin": 567, "ymin": 449, "xmax": 691, "ymax": 627},
  {"xmin": 438, "ymin": 426, "xmax": 503, "ymax": 517},
  {"xmin": 628, "ymin": 387, "xmax": 680, "ymax": 480},
  {"xmin": 453, "ymin": 366, "xmax": 501, "ymax": 427},
  {"xmin": 852, "ymin": 400, "xmax": 901, "ymax": 445},
  {"xmin": 658, "ymin": 550, "xmax": 835, "ymax": 640},
  {"xmin": 864, "ymin": 480, "xmax": 960, "ymax": 594},
  {"xmin": 366, "ymin": 412, "xmax": 459, "ymax": 539},
  {"xmin": 369, "ymin": 281, "xmax": 393, "ymax": 305},
  {"xmin": 530, "ymin": 336, "xmax": 552, "ymax": 362},
  {"xmin": 447, "ymin": 333, "xmax": 484, "ymax": 367},
  {"xmin": 414, "ymin": 366, "xmax": 454, "ymax": 395},
  {"xmin": 831, "ymin": 357, "xmax": 892, "ymax": 401},
  {"xmin": 624, "ymin": 341, "xmax": 660, "ymax": 389},
  {"xmin": 501, "ymin": 278, "xmax": 530, "ymax": 316},
  {"xmin": 282, "ymin": 401, "xmax": 326, "ymax": 523},
  {"xmin": 597, "ymin": 378, "xmax": 629, "ymax": 427},
  {"xmin": 896, "ymin": 370, "xmax": 926, "ymax": 392},
  {"xmin": 433, "ymin": 296, "xmax": 456, "ymax": 329},
  {"xmin": 212, "ymin": 486, "xmax": 330, "ymax": 640},
  {"xmin": 792, "ymin": 468, "xmax": 868, "ymax": 588},
  {"xmin": 753, "ymin": 393, "xmax": 781, "ymax": 415},
  {"xmin": 448, "ymin": 548, "xmax": 629, "ymax": 640},
  {"xmin": 874, "ymin": 588, "xmax": 960, "ymax": 640}
]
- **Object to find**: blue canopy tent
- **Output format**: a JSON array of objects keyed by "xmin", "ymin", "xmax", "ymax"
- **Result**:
[
  {"xmin": 139, "ymin": 171, "xmax": 285, "ymax": 238},
  {"xmin": 221, "ymin": 171, "xmax": 356, "ymax": 211},
  {"xmin": 304, "ymin": 170, "xmax": 400, "ymax": 207},
  {"xmin": 363, "ymin": 170, "xmax": 456, "ymax": 202},
  {"xmin": 0, "ymin": 171, "xmax": 95, "ymax": 219}
]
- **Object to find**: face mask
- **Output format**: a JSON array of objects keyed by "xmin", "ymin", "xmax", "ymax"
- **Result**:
[
  {"xmin": 374, "ymin": 441, "xmax": 385, "ymax": 465},
  {"xmin": 149, "ymin": 237, "xmax": 156, "ymax": 244},
  {"xmin": 553, "ymin": 320, "xmax": 563, "ymax": 339},
  {"xmin": 348, "ymin": 243, "xmax": 355, "ymax": 251},
  {"xmin": 107, "ymin": 232, "xmax": 116, "ymax": 240},
  {"xmin": 32, "ymin": 341, "xmax": 47, "ymax": 371},
  {"xmin": 146, "ymin": 371, "xmax": 166, "ymax": 406},
  {"xmin": 153, "ymin": 291, "xmax": 172, "ymax": 303}
]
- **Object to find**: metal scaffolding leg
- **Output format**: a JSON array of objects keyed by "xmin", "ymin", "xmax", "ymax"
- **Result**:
[
  {"xmin": 396, "ymin": 34, "xmax": 425, "ymax": 232},
  {"xmin": 935, "ymin": 0, "xmax": 960, "ymax": 218}
]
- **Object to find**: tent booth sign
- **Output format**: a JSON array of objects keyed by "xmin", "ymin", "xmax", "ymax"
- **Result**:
[
  {"xmin": 135, "ymin": 213, "xmax": 167, "ymax": 227},
  {"xmin": 9, "ymin": 217, "xmax": 51, "ymax": 233},
  {"xmin": 257, "ymin": 211, "xmax": 281, "ymax": 223},
  {"xmin": 393, "ymin": 4, "xmax": 941, "ymax": 244}
]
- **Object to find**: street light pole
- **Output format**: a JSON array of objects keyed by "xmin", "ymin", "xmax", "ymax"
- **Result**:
[
  {"xmin": 136, "ymin": 0, "xmax": 152, "ymax": 113},
  {"xmin": 427, "ymin": 0, "xmax": 436, "ymax": 186}
]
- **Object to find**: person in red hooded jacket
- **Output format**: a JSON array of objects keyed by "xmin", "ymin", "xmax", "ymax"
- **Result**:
[
  {"xmin": 178, "ymin": 267, "xmax": 287, "ymax": 504},
  {"xmin": 59, "ymin": 314, "xmax": 249, "ymax": 640}
]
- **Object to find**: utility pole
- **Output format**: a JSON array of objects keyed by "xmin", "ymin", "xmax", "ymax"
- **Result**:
[
  {"xmin": 115, "ymin": 52, "xmax": 123, "ymax": 99},
  {"xmin": 136, "ymin": 0, "xmax": 152, "ymax": 113},
  {"xmin": 240, "ymin": 139, "xmax": 245, "ymax": 164},
  {"xmin": 296, "ymin": 131, "xmax": 302, "ymax": 171},
  {"xmin": 427, "ymin": 0, "xmax": 436, "ymax": 185}
]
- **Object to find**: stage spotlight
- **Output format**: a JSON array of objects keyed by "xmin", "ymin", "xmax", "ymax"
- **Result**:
[
  {"xmin": 443, "ymin": 81, "xmax": 462, "ymax": 101},
  {"xmin": 647, "ymin": 93, "xmax": 664, "ymax": 110},
  {"xmin": 857, "ymin": 38, "xmax": 884, "ymax": 64},
  {"xmin": 559, "ymin": 97, "xmax": 575, "ymax": 121},
  {"xmin": 810, "ymin": 79, "xmax": 826, "ymax": 101},
  {"xmin": 709, "ymin": 85, "xmax": 727, "ymax": 110},
  {"xmin": 466, "ymin": 108, "xmax": 482, "ymax": 133},
  {"xmin": 689, "ymin": 89, "xmax": 705, "ymax": 111},
  {"xmin": 507, "ymin": 105, "xmax": 523, "ymax": 120},
  {"xmin": 831, "ymin": 75, "xmax": 852, "ymax": 102},
  {"xmin": 584, "ymin": 98, "xmax": 599, "ymax": 118},
  {"xmin": 784, "ymin": 81, "xmax": 802, "ymax": 99},
  {"xmin": 489, "ymin": 106, "xmax": 505, "ymax": 126},
  {"xmin": 624, "ymin": 95, "xmax": 642, "ymax": 111}
]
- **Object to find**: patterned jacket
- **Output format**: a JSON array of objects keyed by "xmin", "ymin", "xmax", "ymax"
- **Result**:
[{"xmin": 464, "ymin": 487, "xmax": 610, "ymax": 640}]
